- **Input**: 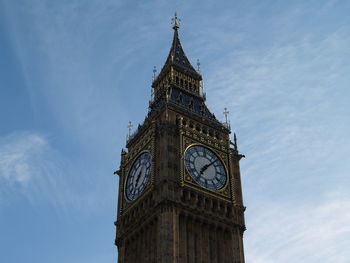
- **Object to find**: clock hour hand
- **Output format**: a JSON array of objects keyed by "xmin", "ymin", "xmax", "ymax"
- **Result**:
[{"xmin": 199, "ymin": 159, "xmax": 217, "ymax": 175}]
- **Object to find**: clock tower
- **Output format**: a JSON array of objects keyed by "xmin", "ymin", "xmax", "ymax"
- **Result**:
[{"xmin": 114, "ymin": 14, "xmax": 246, "ymax": 263}]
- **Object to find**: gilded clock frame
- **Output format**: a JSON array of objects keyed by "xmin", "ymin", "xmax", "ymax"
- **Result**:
[
  {"xmin": 121, "ymin": 138, "xmax": 155, "ymax": 214},
  {"xmin": 183, "ymin": 143, "xmax": 229, "ymax": 190},
  {"xmin": 181, "ymin": 139, "xmax": 232, "ymax": 201},
  {"xmin": 123, "ymin": 150, "xmax": 153, "ymax": 202}
]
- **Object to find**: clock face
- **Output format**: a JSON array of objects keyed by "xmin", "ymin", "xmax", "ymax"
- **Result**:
[
  {"xmin": 184, "ymin": 145, "xmax": 227, "ymax": 191},
  {"xmin": 125, "ymin": 152, "xmax": 152, "ymax": 201}
]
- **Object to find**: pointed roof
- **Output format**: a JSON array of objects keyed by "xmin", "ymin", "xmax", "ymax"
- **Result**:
[{"xmin": 157, "ymin": 16, "xmax": 202, "ymax": 81}]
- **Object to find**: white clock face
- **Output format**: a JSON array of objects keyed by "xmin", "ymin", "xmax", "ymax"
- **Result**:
[
  {"xmin": 125, "ymin": 152, "xmax": 152, "ymax": 201},
  {"xmin": 184, "ymin": 145, "xmax": 227, "ymax": 190}
]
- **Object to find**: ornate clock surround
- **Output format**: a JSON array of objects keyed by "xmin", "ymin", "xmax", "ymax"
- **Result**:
[
  {"xmin": 176, "ymin": 110, "xmax": 234, "ymax": 201},
  {"xmin": 119, "ymin": 124, "xmax": 156, "ymax": 214}
]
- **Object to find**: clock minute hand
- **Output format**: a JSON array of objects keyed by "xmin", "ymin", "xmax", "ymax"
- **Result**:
[
  {"xmin": 200, "ymin": 159, "xmax": 217, "ymax": 175},
  {"xmin": 135, "ymin": 169, "xmax": 143, "ymax": 186}
]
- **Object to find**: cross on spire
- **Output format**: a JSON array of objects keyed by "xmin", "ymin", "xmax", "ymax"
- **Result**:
[
  {"xmin": 155, "ymin": 12, "xmax": 202, "ymax": 84},
  {"xmin": 171, "ymin": 12, "xmax": 181, "ymax": 30}
]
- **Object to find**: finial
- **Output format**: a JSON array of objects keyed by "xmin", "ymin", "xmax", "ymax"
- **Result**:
[
  {"xmin": 152, "ymin": 66, "xmax": 157, "ymax": 81},
  {"xmin": 223, "ymin": 107, "xmax": 231, "ymax": 130},
  {"xmin": 171, "ymin": 12, "xmax": 181, "ymax": 30},
  {"xmin": 197, "ymin": 59, "xmax": 201, "ymax": 72},
  {"xmin": 223, "ymin": 107, "xmax": 229, "ymax": 123},
  {"xmin": 234, "ymin": 133, "xmax": 238, "ymax": 149},
  {"xmin": 127, "ymin": 121, "xmax": 133, "ymax": 139}
]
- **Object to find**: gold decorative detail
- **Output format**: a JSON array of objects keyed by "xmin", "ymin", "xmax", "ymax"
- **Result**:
[
  {"xmin": 182, "ymin": 183, "xmax": 231, "ymax": 203},
  {"xmin": 182, "ymin": 142, "xmax": 230, "ymax": 194},
  {"xmin": 123, "ymin": 150, "xmax": 153, "ymax": 204}
]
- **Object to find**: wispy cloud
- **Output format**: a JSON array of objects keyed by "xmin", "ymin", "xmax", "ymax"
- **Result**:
[
  {"xmin": 246, "ymin": 188, "xmax": 350, "ymax": 262},
  {"xmin": 195, "ymin": 4, "xmax": 350, "ymax": 262},
  {"xmin": 0, "ymin": 132, "xmax": 47, "ymax": 184},
  {"xmin": 0, "ymin": 131, "xmax": 69, "ymax": 208},
  {"xmin": 2, "ymin": 1, "xmax": 137, "ymax": 147},
  {"xmin": 203, "ymin": 16, "xmax": 350, "ymax": 197},
  {"xmin": 0, "ymin": 131, "xmax": 105, "ymax": 212}
]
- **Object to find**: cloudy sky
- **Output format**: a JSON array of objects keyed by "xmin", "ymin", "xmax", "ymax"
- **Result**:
[{"xmin": 1, "ymin": 0, "xmax": 349, "ymax": 262}]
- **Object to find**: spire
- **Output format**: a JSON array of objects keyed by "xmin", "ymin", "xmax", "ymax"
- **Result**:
[{"xmin": 157, "ymin": 13, "xmax": 202, "ymax": 81}]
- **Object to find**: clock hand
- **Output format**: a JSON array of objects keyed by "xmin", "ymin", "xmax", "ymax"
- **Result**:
[
  {"xmin": 135, "ymin": 168, "xmax": 143, "ymax": 187},
  {"xmin": 199, "ymin": 159, "xmax": 217, "ymax": 175}
]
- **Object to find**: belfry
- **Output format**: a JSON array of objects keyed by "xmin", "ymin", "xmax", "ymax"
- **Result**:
[{"xmin": 115, "ymin": 14, "xmax": 246, "ymax": 263}]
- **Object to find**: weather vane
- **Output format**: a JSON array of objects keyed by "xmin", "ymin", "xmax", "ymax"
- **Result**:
[{"xmin": 171, "ymin": 12, "xmax": 181, "ymax": 30}]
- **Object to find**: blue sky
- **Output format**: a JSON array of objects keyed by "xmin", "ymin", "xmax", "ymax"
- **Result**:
[{"xmin": 1, "ymin": 0, "xmax": 349, "ymax": 262}]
